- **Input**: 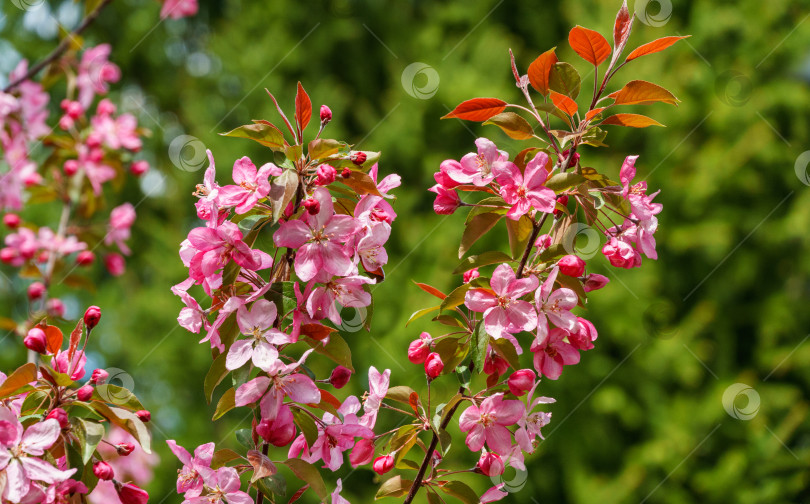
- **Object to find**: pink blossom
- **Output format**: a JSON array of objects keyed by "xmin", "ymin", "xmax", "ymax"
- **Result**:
[
  {"xmin": 360, "ymin": 366, "xmax": 390, "ymax": 429},
  {"xmin": 105, "ymin": 203, "xmax": 136, "ymax": 255},
  {"xmin": 302, "ymin": 396, "xmax": 374, "ymax": 471},
  {"xmin": 331, "ymin": 478, "xmax": 350, "ymax": 504},
  {"xmin": 515, "ymin": 381, "xmax": 555, "ymax": 452},
  {"xmin": 458, "ymin": 393, "xmax": 524, "ymax": 454},
  {"xmin": 75, "ymin": 144, "xmax": 116, "ymax": 195},
  {"xmin": 187, "ymin": 467, "xmax": 251, "ymax": 504},
  {"xmin": 90, "ymin": 112, "xmax": 142, "ymax": 151},
  {"xmin": 234, "ymin": 350, "xmax": 320, "ymax": 421},
  {"xmin": 534, "ymin": 267, "xmax": 578, "ymax": 340},
  {"xmin": 226, "ymin": 300, "xmax": 292, "ymax": 371},
  {"xmin": 354, "ymin": 222, "xmax": 390, "ymax": 272},
  {"xmin": 464, "ymin": 264, "xmax": 538, "ymax": 339},
  {"xmin": 104, "ymin": 253, "xmax": 126, "ymax": 276},
  {"xmin": 434, "ymin": 159, "xmax": 462, "ymax": 189},
  {"xmin": 530, "ymin": 327, "xmax": 580, "ymax": 380},
  {"xmin": 568, "ymin": 317, "xmax": 597, "ymax": 351},
  {"xmin": 187, "ymin": 221, "xmax": 269, "ymax": 284},
  {"xmin": 306, "ymin": 273, "xmax": 373, "ymax": 326},
  {"xmin": 172, "ymin": 281, "xmax": 208, "ymax": 334},
  {"xmin": 76, "ymin": 45, "xmax": 121, "ymax": 108},
  {"xmin": 53, "ymin": 350, "xmax": 87, "ymax": 381},
  {"xmin": 0, "ymin": 411, "xmax": 75, "ymax": 503},
  {"xmin": 602, "ymin": 236, "xmax": 641, "ymax": 269},
  {"xmin": 166, "ymin": 440, "xmax": 214, "ymax": 497},
  {"xmin": 36, "ymin": 227, "xmax": 87, "ymax": 258},
  {"xmin": 480, "ymin": 484, "xmax": 509, "ymax": 503},
  {"xmin": 583, "ymin": 273, "xmax": 610, "ymax": 292},
  {"xmin": 160, "ymin": 0, "xmax": 199, "ymax": 19},
  {"xmin": 274, "ymin": 187, "xmax": 360, "ymax": 281},
  {"xmin": 194, "ymin": 150, "xmax": 223, "ymax": 224},
  {"xmin": 444, "ymin": 138, "xmax": 509, "ymax": 186},
  {"xmin": 218, "ymin": 157, "xmax": 280, "ymax": 214},
  {"xmin": 493, "ymin": 152, "xmax": 556, "ymax": 220},
  {"xmin": 428, "ymin": 184, "xmax": 461, "ymax": 215}
]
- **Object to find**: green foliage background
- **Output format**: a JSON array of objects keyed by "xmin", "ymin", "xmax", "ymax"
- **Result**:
[{"xmin": 1, "ymin": 0, "xmax": 809, "ymax": 502}]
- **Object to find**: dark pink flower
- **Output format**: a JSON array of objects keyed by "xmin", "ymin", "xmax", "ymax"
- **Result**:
[
  {"xmin": 217, "ymin": 157, "xmax": 280, "ymax": 214},
  {"xmin": 459, "ymin": 393, "xmax": 524, "ymax": 454},
  {"xmin": 465, "ymin": 264, "xmax": 538, "ymax": 340},
  {"xmin": 530, "ymin": 328, "xmax": 580, "ymax": 380},
  {"xmin": 493, "ymin": 152, "xmax": 556, "ymax": 220}
]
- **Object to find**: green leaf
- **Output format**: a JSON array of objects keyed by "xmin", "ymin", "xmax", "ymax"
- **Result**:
[
  {"xmin": 269, "ymin": 170, "xmax": 300, "ymax": 223},
  {"xmin": 506, "ymin": 215, "xmax": 534, "ymax": 260},
  {"xmin": 440, "ymin": 284, "xmax": 471, "ymax": 312},
  {"xmin": 459, "ymin": 212, "xmax": 502, "ymax": 259},
  {"xmin": 213, "ymin": 387, "xmax": 236, "ymax": 420},
  {"xmin": 483, "ymin": 112, "xmax": 534, "ymax": 140},
  {"xmin": 304, "ymin": 333, "xmax": 353, "ymax": 372},
  {"xmin": 235, "ymin": 428, "xmax": 254, "ymax": 449},
  {"xmin": 581, "ymin": 125, "xmax": 608, "ymax": 147},
  {"xmin": 539, "ymin": 243, "xmax": 567, "ymax": 262},
  {"xmin": 0, "ymin": 363, "xmax": 37, "ymax": 399},
  {"xmin": 453, "ymin": 251, "xmax": 513, "ymax": 275},
  {"xmin": 71, "ymin": 418, "xmax": 104, "ymax": 464},
  {"xmin": 545, "ymin": 173, "xmax": 586, "ymax": 192},
  {"xmin": 285, "ymin": 144, "xmax": 304, "ymax": 162},
  {"xmin": 437, "ymin": 428, "xmax": 452, "ymax": 455},
  {"xmin": 292, "ymin": 407, "xmax": 319, "ymax": 446},
  {"xmin": 204, "ymin": 351, "xmax": 229, "ymax": 404},
  {"xmin": 91, "ymin": 403, "xmax": 151, "ymax": 453},
  {"xmin": 221, "ymin": 122, "xmax": 285, "ymax": 151},
  {"xmin": 211, "ymin": 448, "xmax": 242, "ymax": 469},
  {"xmin": 375, "ymin": 475, "xmax": 413, "ymax": 499},
  {"xmin": 406, "ymin": 305, "xmax": 440, "ymax": 326},
  {"xmin": 441, "ymin": 480, "xmax": 479, "ymax": 504},
  {"xmin": 548, "ymin": 62, "xmax": 582, "ymax": 99},
  {"xmin": 386, "ymin": 386, "xmax": 418, "ymax": 405},
  {"xmin": 256, "ymin": 473, "xmax": 286, "ymax": 498},
  {"xmin": 266, "ymin": 281, "xmax": 298, "ymax": 319},
  {"xmin": 469, "ymin": 322, "xmax": 490, "ymax": 374},
  {"xmin": 492, "ymin": 337, "xmax": 521, "ymax": 370},
  {"xmin": 92, "ymin": 385, "xmax": 145, "ymax": 411},
  {"xmin": 282, "ymin": 459, "xmax": 329, "ymax": 500},
  {"xmin": 308, "ymin": 139, "xmax": 343, "ymax": 159},
  {"xmin": 338, "ymin": 170, "xmax": 383, "ymax": 197}
]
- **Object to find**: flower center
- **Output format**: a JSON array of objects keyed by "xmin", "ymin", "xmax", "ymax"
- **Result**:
[
  {"xmin": 516, "ymin": 185, "xmax": 527, "ymax": 198},
  {"xmin": 496, "ymin": 296, "xmax": 510, "ymax": 309},
  {"xmin": 480, "ymin": 413, "xmax": 495, "ymax": 428},
  {"xmin": 240, "ymin": 181, "xmax": 257, "ymax": 192},
  {"xmin": 544, "ymin": 346, "xmax": 558, "ymax": 358}
]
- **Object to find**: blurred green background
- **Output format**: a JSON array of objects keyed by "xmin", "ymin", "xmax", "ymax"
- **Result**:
[{"xmin": 2, "ymin": 0, "xmax": 810, "ymax": 502}]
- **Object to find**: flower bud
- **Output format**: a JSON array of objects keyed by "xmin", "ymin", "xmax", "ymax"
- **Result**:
[
  {"xmin": 407, "ymin": 332, "xmax": 432, "ymax": 364},
  {"xmin": 478, "ymin": 451, "xmax": 504, "ymax": 477},
  {"xmin": 3, "ymin": 213, "xmax": 20, "ymax": 229},
  {"xmin": 351, "ymin": 152, "xmax": 367, "ymax": 166},
  {"xmin": 302, "ymin": 198, "xmax": 320, "ymax": 215},
  {"xmin": 561, "ymin": 149, "xmax": 580, "ymax": 168},
  {"xmin": 507, "ymin": 369, "xmax": 536, "ymax": 397},
  {"xmin": 84, "ymin": 306, "xmax": 101, "ymax": 330},
  {"xmin": 136, "ymin": 410, "xmax": 151, "ymax": 423},
  {"xmin": 116, "ymin": 442, "xmax": 135, "ymax": 456},
  {"xmin": 130, "ymin": 160, "xmax": 149, "ymax": 176},
  {"xmin": 424, "ymin": 352, "xmax": 444, "ymax": 379},
  {"xmin": 350, "ymin": 438, "xmax": 374, "ymax": 467},
  {"xmin": 76, "ymin": 385, "xmax": 94, "ymax": 402},
  {"xmin": 316, "ymin": 164, "xmax": 336, "ymax": 186},
  {"xmin": 257, "ymin": 405, "xmax": 297, "ymax": 447},
  {"xmin": 76, "ymin": 251, "xmax": 95, "ymax": 266},
  {"xmin": 534, "ymin": 233, "xmax": 552, "ymax": 249},
  {"xmin": 340, "ymin": 168, "xmax": 352, "ymax": 178},
  {"xmin": 483, "ymin": 348, "xmax": 509, "ymax": 376},
  {"xmin": 329, "ymin": 366, "xmax": 352, "ymax": 389},
  {"xmin": 115, "ymin": 482, "xmax": 149, "ymax": 504},
  {"xmin": 104, "ymin": 253, "xmax": 126, "ymax": 276},
  {"xmin": 91, "ymin": 368, "xmax": 109, "ymax": 385},
  {"xmin": 463, "ymin": 268, "xmax": 480, "ymax": 284},
  {"xmin": 46, "ymin": 408, "xmax": 69, "ymax": 429},
  {"xmin": 63, "ymin": 160, "xmax": 79, "ymax": 176},
  {"xmin": 373, "ymin": 454, "xmax": 394, "ymax": 475},
  {"xmin": 583, "ymin": 273, "xmax": 610, "ymax": 292},
  {"xmin": 320, "ymin": 105, "xmax": 332, "ymax": 124},
  {"xmin": 27, "ymin": 282, "xmax": 45, "ymax": 300},
  {"xmin": 569, "ymin": 317, "xmax": 597, "ymax": 351},
  {"xmin": 24, "ymin": 328, "xmax": 48, "ymax": 354},
  {"xmin": 558, "ymin": 254, "xmax": 585, "ymax": 278},
  {"xmin": 553, "ymin": 194, "xmax": 569, "ymax": 217},
  {"xmin": 0, "ymin": 248, "xmax": 16, "ymax": 264},
  {"xmin": 93, "ymin": 461, "xmax": 114, "ymax": 481},
  {"xmin": 46, "ymin": 298, "xmax": 66, "ymax": 318}
]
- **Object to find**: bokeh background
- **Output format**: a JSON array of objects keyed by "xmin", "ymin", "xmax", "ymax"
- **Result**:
[{"xmin": 1, "ymin": 0, "xmax": 809, "ymax": 502}]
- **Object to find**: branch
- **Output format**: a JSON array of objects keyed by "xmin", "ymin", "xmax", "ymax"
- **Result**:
[
  {"xmin": 403, "ymin": 386, "xmax": 466, "ymax": 504},
  {"xmin": 516, "ymin": 213, "xmax": 549, "ymax": 279},
  {"xmin": 3, "ymin": 0, "xmax": 114, "ymax": 93}
]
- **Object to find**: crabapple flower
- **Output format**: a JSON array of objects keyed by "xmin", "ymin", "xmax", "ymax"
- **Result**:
[
  {"xmin": 407, "ymin": 332, "xmax": 432, "ymax": 364},
  {"xmin": 444, "ymin": 137, "xmax": 509, "ymax": 186},
  {"xmin": 274, "ymin": 187, "xmax": 360, "ymax": 281},
  {"xmin": 217, "ymin": 157, "xmax": 281, "ymax": 214},
  {"xmin": 53, "ymin": 350, "xmax": 87, "ymax": 381},
  {"xmin": 492, "ymin": 152, "xmax": 556, "ymax": 219},
  {"xmin": 360, "ymin": 366, "xmax": 390, "ymax": 429},
  {"xmin": 300, "ymin": 396, "xmax": 374, "ymax": 471},
  {"xmin": 583, "ymin": 273, "xmax": 610, "ymax": 292},
  {"xmin": 160, "ymin": 0, "xmax": 199, "ymax": 19},
  {"xmin": 0, "ymin": 412, "xmax": 76, "ymax": 503},
  {"xmin": 226, "ymin": 299, "xmax": 292, "ymax": 370},
  {"xmin": 373, "ymin": 454, "xmax": 394, "ymax": 474},
  {"xmin": 507, "ymin": 369, "xmax": 535, "ymax": 397},
  {"xmin": 187, "ymin": 221, "xmax": 269, "ymax": 284},
  {"xmin": 105, "ymin": 203, "xmax": 136, "ymax": 255},
  {"xmin": 478, "ymin": 451, "xmax": 505, "ymax": 477},
  {"xmin": 530, "ymin": 327, "xmax": 580, "ymax": 380},
  {"xmin": 464, "ymin": 263, "xmax": 538, "ymax": 340},
  {"xmin": 428, "ymin": 184, "xmax": 461, "ymax": 215},
  {"xmin": 76, "ymin": 45, "xmax": 120, "ymax": 108},
  {"xmin": 354, "ymin": 222, "xmax": 390, "ymax": 272},
  {"xmin": 115, "ymin": 483, "xmax": 149, "ymax": 504},
  {"xmin": 534, "ymin": 267, "xmax": 578, "ymax": 339},
  {"xmin": 191, "ymin": 467, "xmax": 251, "ymax": 504},
  {"xmin": 557, "ymin": 254, "xmax": 585, "ymax": 277},
  {"xmin": 602, "ymin": 236, "xmax": 641, "ymax": 269},
  {"xmin": 515, "ymin": 382, "xmax": 555, "ymax": 452},
  {"xmin": 480, "ymin": 484, "xmax": 509, "ymax": 503},
  {"xmin": 331, "ymin": 479, "xmax": 350, "ymax": 504},
  {"xmin": 424, "ymin": 352, "xmax": 443, "ymax": 378},
  {"xmin": 257, "ymin": 404, "xmax": 296, "ymax": 446},
  {"xmin": 306, "ymin": 273, "xmax": 373, "ymax": 326},
  {"xmin": 166, "ymin": 440, "xmax": 214, "ymax": 497},
  {"xmin": 458, "ymin": 393, "xmax": 524, "ymax": 455}
]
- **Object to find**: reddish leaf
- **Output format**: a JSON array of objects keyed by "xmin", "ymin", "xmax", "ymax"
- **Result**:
[
  {"xmin": 601, "ymin": 113, "xmax": 664, "ymax": 127},
  {"xmin": 549, "ymin": 90, "xmax": 578, "ymax": 116},
  {"xmin": 265, "ymin": 89, "xmax": 296, "ymax": 139},
  {"xmin": 0, "ymin": 363, "xmax": 36, "ymax": 399},
  {"xmin": 68, "ymin": 319, "xmax": 82, "ymax": 361},
  {"xmin": 247, "ymin": 450, "xmax": 276, "ymax": 483},
  {"xmin": 408, "ymin": 392, "xmax": 420, "ymax": 414},
  {"xmin": 43, "ymin": 325, "xmax": 63, "ymax": 355},
  {"xmin": 527, "ymin": 48, "xmax": 558, "ymax": 95},
  {"xmin": 613, "ymin": 0, "xmax": 633, "ymax": 55},
  {"xmin": 626, "ymin": 36, "xmax": 691, "ymax": 61},
  {"xmin": 441, "ymin": 98, "xmax": 507, "ymax": 122},
  {"xmin": 295, "ymin": 82, "xmax": 312, "ymax": 135},
  {"xmin": 569, "ymin": 26, "xmax": 612, "ymax": 66},
  {"xmin": 300, "ymin": 323, "xmax": 336, "ymax": 341},
  {"xmin": 413, "ymin": 281, "xmax": 447, "ymax": 300},
  {"xmin": 585, "ymin": 108, "xmax": 605, "ymax": 122},
  {"xmin": 319, "ymin": 389, "xmax": 342, "ymax": 408},
  {"xmin": 612, "ymin": 80, "xmax": 679, "ymax": 106},
  {"xmin": 288, "ymin": 485, "xmax": 309, "ymax": 503}
]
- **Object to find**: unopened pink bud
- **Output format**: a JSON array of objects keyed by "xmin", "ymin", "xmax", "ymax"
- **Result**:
[
  {"xmin": 320, "ymin": 105, "xmax": 332, "ymax": 123},
  {"xmin": 583, "ymin": 273, "xmax": 609, "ymax": 292},
  {"xmin": 76, "ymin": 251, "xmax": 95, "ymax": 266},
  {"xmin": 130, "ymin": 160, "xmax": 149, "ymax": 176},
  {"xmin": 302, "ymin": 198, "xmax": 320, "ymax": 215},
  {"xmin": 3, "ymin": 214, "xmax": 20, "ymax": 229},
  {"xmin": 93, "ymin": 461, "xmax": 114, "ymax": 481},
  {"xmin": 424, "ymin": 352, "xmax": 444, "ymax": 379},
  {"xmin": 534, "ymin": 234, "xmax": 552, "ymax": 249},
  {"xmin": 315, "ymin": 164, "xmax": 337, "ymax": 186},
  {"xmin": 340, "ymin": 168, "xmax": 351, "ymax": 178},
  {"xmin": 76, "ymin": 385, "xmax": 94, "ymax": 402},
  {"xmin": 329, "ymin": 366, "xmax": 352, "ymax": 389},
  {"xmin": 478, "ymin": 451, "xmax": 504, "ymax": 476},
  {"xmin": 24, "ymin": 328, "xmax": 48, "ymax": 354},
  {"xmin": 46, "ymin": 408, "xmax": 69, "ymax": 429},
  {"xmin": 84, "ymin": 306, "xmax": 101, "ymax": 330},
  {"xmin": 63, "ymin": 160, "xmax": 79, "ymax": 176},
  {"xmin": 407, "ymin": 332, "xmax": 432, "ymax": 364},
  {"xmin": 91, "ymin": 368, "xmax": 109, "ymax": 385},
  {"xmin": 351, "ymin": 152, "xmax": 367, "ymax": 166},
  {"xmin": 46, "ymin": 298, "xmax": 66, "ymax": 318},
  {"xmin": 136, "ymin": 410, "xmax": 151, "ymax": 423},
  {"xmin": 558, "ymin": 254, "xmax": 585, "ymax": 277},
  {"xmin": 373, "ymin": 454, "xmax": 394, "ymax": 475},
  {"xmin": 507, "ymin": 369, "xmax": 536, "ymax": 397},
  {"xmin": 104, "ymin": 253, "xmax": 126, "ymax": 276},
  {"xmin": 116, "ymin": 442, "xmax": 135, "ymax": 456},
  {"xmin": 463, "ymin": 268, "xmax": 480, "ymax": 283},
  {"xmin": 27, "ymin": 282, "xmax": 45, "ymax": 300},
  {"xmin": 115, "ymin": 482, "xmax": 148, "ymax": 504}
]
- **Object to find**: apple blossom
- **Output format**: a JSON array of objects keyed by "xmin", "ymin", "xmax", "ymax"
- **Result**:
[
  {"xmin": 465, "ymin": 263, "xmax": 538, "ymax": 340},
  {"xmin": 459, "ymin": 393, "xmax": 524, "ymax": 455}
]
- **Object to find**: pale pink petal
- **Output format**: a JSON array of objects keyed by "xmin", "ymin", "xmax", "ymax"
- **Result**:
[
  {"xmin": 20, "ymin": 419, "xmax": 60, "ymax": 455},
  {"xmin": 485, "ymin": 424, "xmax": 513, "ymax": 454},
  {"xmin": 464, "ymin": 424, "xmax": 486, "ymax": 452},
  {"xmin": 166, "ymin": 440, "xmax": 192, "ymax": 465},
  {"xmin": 225, "ymin": 340, "xmax": 254, "ymax": 371},
  {"xmin": 235, "ymin": 377, "xmax": 270, "ymax": 406},
  {"xmin": 273, "ymin": 220, "xmax": 311, "ymax": 249},
  {"xmin": 464, "ymin": 289, "xmax": 498, "ymax": 313},
  {"xmin": 20, "ymin": 456, "xmax": 76, "ymax": 483}
]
